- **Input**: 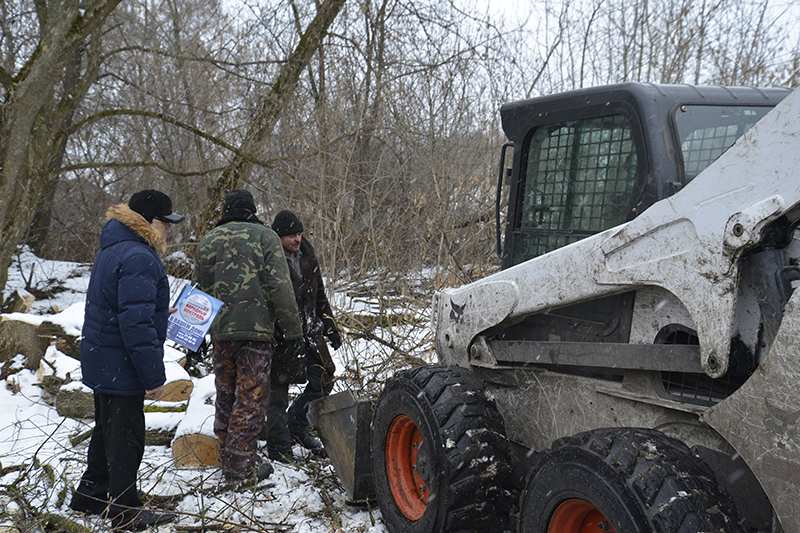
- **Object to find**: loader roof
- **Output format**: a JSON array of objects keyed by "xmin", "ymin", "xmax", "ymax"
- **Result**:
[{"xmin": 500, "ymin": 82, "xmax": 793, "ymax": 142}]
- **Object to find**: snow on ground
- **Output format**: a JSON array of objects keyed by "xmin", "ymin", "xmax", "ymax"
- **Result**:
[{"xmin": 1, "ymin": 246, "xmax": 435, "ymax": 532}]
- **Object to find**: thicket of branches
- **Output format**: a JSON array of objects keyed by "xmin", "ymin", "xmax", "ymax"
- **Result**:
[
  {"xmin": 2, "ymin": 4, "xmax": 797, "ymax": 529},
  {"xmin": 2, "ymin": 0, "xmax": 799, "ymax": 300}
]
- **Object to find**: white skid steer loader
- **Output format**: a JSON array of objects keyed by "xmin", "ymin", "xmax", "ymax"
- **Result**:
[{"xmin": 310, "ymin": 83, "xmax": 800, "ymax": 533}]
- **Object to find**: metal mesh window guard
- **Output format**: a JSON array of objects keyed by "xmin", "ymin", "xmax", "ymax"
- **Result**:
[
  {"xmin": 513, "ymin": 115, "xmax": 638, "ymax": 264},
  {"xmin": 676, "ymin": 105, "xmax": 771, "ymax": 182},
  {"xmin": 658, "ymin": 328, "xmax": 747, "ymax": 405}
]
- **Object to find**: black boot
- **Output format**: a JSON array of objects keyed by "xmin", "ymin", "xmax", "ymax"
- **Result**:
[
  {"xmin": 291, "ymin": 429, "xmax": 326, "ymax": 457},
  {"xmin": 69, "ymin": 481, "xmax": 109, "ymax": 517},
  {"xmin": 269, "ymin": 447, "xmax": 299, "ymax": 464},
  {"xmin": 223, "ymin": 455, "xmax": 274, "ymax": 483}
]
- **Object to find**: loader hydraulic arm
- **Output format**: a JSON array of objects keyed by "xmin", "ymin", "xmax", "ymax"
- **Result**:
[{"xmin": 434, "ymin": 88, "xmax": 800, "ymax": 378}]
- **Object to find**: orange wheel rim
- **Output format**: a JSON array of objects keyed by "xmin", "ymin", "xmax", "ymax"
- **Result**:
[
  {"xmin": 548, "ymin": 499, "xmax": 615, "ymax": 533},
  {"xmin": 385, "ymin": 414, "xmax": 428, "ymax": 520}
]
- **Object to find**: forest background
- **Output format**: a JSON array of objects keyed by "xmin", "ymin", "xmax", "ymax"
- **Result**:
[
  {"xmin": 1, "ymin": 0, "xmax": 799, "ymax": 329},
  {"xmin": 0, "ymin": 2, "xmax": 798, "ymax": 530}
]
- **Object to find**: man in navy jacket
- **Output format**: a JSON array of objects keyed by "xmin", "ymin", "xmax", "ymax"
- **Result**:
[{"xmin": 69, "ymin": 190, "xmax": 183, "ymax": 531}]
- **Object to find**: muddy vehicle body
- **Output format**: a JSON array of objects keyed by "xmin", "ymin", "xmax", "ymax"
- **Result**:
[{"xmin": 314, "ymin": 83, "xmax": 800, "ymax": 532}]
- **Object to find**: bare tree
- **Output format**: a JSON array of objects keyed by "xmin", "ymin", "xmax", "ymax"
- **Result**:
[
  {"xmin": 2, "ymin": 0, "xmax": 797, "ymax": 302},
  {"xmin": 16, "ymin": 0, "xmax": 346, "ymax": 270},
  {"xmin": 0, "ymin": 0, "xmax": 124, "ymax": 292},
  {"xmin": 30, "ymin": 0, "xmax": 244, "ymax": 264},
  {"xmin": 511, "ymin": 0, "xmax": 797, "ymax": 93},
  {"xmin": 252, "ymin": 0, "xmax": 511, "ymax": 290},
  {"xmin": 196, "ymin": 0, "xmax": 347, "ymax": 233}
]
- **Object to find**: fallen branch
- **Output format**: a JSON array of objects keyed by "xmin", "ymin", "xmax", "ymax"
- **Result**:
[
  {"xmin": 70, "ymin": 427, "xmax": 93, "ymax": 446},
  {"xmin": 320, "ymin": 489, "xmax": 342, "ymax": 531},
  {"xmin": 42, "ymin": 512, "xmax": 95, "ymax": 533}
]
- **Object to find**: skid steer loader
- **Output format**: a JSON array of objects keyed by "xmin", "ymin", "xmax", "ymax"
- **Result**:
[{"xmin": 310, "ymin": 83, "xmax": 800, "ymax": 533}]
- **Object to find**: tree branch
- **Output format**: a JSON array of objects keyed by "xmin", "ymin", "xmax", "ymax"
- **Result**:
[
  {"xmin": 198, "ymin": 0, "xmax": 347, "ymax": 231},
  {"xmin": 66, "ymin": 109, "xmax": 254, "ymax": 163},
  {"xmin": 0, "ymin": 65, "xmax": 12, "ymax": 88}
]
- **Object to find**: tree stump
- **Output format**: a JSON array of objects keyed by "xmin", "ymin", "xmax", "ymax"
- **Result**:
[
  {"xmin": 172, "ymin": 434, "xmax": 221, "ymax": 468},
  {"xmin": 1, "ymin": 288, "xmax": 34, "ymax": 314},
  {"xmin": 56, "ymin": 387, "xmax": 95, "ymax": 419}
]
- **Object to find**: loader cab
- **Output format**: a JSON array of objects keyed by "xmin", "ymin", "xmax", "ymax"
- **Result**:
[
  {"xmin": 498, "ymin": 83, "xmax": 790, "ymax": 268},
  {"xmin": 492, "ymin": 83, "xmax": 791, "ymax": 355}
]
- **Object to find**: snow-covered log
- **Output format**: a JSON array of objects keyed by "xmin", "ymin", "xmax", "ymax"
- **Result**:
[
  {"xmin": 171, "ymin": 374, "xmax": 220, "ymax": 468},
  {"xmin": 1, "ymin": 288, "xmax": 34, "ymax": 313},
  {"xmin": 1, "ymin": 314, "xmax": 80, "ymax": 372}
]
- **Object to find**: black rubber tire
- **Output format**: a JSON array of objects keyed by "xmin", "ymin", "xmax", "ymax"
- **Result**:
[
  {"xmin": 519, "ymin": 428, "xmax": 745, "ymax": 533},
  {"xmin": 371, "ymin": 365, "xmax": 515, "ymax": 533}
]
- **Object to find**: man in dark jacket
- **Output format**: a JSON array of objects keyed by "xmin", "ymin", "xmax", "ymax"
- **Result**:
[
  {"xmin": 266, "ymin": 210, "xmax": 342, "ymax": 462},
  {"xmin": 70, "ymin": 190, "xmax": 183, "ymax": 531},
  {"xmin": 193, "ymin": 190, "xmax": 303, "ymax": 482}
]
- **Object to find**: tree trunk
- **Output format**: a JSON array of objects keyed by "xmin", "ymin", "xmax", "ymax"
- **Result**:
[
  {"xmin": 0, "ymin": 0, "xmax": 122, "ymax": 291},
  {"xmin": 27, "ymin": 44, "xmax": 87, "ymax": 258},
  {"xmin": 197, "ymin": 0, "xmax": 347, "ymax": 233}
]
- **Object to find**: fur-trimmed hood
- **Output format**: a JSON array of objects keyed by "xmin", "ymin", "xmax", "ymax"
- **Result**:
[{"xmin": 105, "ymin": 203, "xmax": 167, "ymax": 254}]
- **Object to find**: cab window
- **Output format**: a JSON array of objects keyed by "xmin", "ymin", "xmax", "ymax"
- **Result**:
[
  {"xmin": 512, "ymin": 114, "xmax": 639, "ymax": 264},
  {"xmin": 675, "ymin": 105, "xmax": 771, "ymax": 182}
]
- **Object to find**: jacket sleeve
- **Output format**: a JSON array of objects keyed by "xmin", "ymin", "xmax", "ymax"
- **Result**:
[
  {"xmin": 191, "ymin": 246, "xmax": 206, "ymax": 290},
  {"xmin": 117, "ymin": 251, "xmax": 167, "ymax": 390},
  {"xmin": 264, "ymin": 231, "xmax": 303, "ymax": 340},
  {"xmin": 314, "ymin": 263, "xmax": 337, "ymax": 334}
]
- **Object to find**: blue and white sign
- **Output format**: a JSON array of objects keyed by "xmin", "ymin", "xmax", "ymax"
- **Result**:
[{"xmin": 166, "ymin": 284, "xmax": 223, "ymax": 351}]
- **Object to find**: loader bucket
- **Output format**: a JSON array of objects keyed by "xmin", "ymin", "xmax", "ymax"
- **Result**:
[{"xmin": 307, "ymin": 390, "xmax": 376, "ymax": 502}]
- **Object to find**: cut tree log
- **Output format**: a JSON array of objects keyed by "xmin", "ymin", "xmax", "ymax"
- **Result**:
[
  {"xmin": 38, "ymin": 321, "xmax": 80, "ymax": 358},
  {"xmin": 1, "ymin": 316, "xmax": 80, "ymax": 370},
  {"xmin": 1, "ymin": 288, "xmax": 34, "ymax": 314},
  {"xmin": 55, "ymin": 385, "xmax": 191, "ymax": 420},
  {"xmin": 146, "ymin": 427, "xmax": 178, "ymax": 446},
  {"xmin": 161, "ymin": 360, "xmax": 194, "ymax": 402},
  {"xmin": 172, "ymin": 434, "xmax": 220, "ymax": 468},
  {"xmin": 0, "ymin": 316, "xmax": 47, "ymax": 368},
  {"xmin": 40, "ymin": 512, "xmax": 93, "ymax": 533},
  {"xmin": 172, "ymin": 374, "xmax": 219, "ymax": 468},
  {"xmin": 48, "ymin": 357, "xmax": 193, "ymax": 420},
  {"xmin": 56, "ymin": 387, "xmax": 94, "ymax": 419},
  {"xmin": 159, "ymin": 379, "xmax": 193, "ymax": 402},
  {"xmin": 144, "ymin": 402, "xmax": 188, "ymax": 413},
  {"xmin": 69, "ymin": 427, "xmax": 179, "ymax": 447}
]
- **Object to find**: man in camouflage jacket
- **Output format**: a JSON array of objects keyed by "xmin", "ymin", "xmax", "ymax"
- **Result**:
[{"xmin": 193, "ymin": 189, "xmax": 303, "ymax": 482}]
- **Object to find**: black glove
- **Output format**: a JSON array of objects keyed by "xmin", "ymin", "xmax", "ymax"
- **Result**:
[
  {"xmin": 327, "ymin": 329, "xmax": 342, "ymax": 350},
  {"xmin": 285, "ymin": 337, "xmax": 307, "ymax": 358},
  {"xmin": 186, "ymin": 339, "xmax": 208, "ymax": 365}
]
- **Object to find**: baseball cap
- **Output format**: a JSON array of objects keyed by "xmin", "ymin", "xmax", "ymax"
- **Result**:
[{"xmin": 129, "ymin": 189, "xmax": 185, "ymax": 224}]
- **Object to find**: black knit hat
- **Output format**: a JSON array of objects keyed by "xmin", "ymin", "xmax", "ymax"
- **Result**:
[
  {"xmin": 223, "ymin": 189, "xmax": 257, "ymax": 213},
  {"xmin": 271, "ymin": 210, "xmax": 304, "ymax": 237},
  {"xmin": 129, "ymin": 190, "xmax": 185, "ymax": 224}
]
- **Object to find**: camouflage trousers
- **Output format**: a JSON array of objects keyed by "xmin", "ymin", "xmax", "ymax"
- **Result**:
[{"xmin": 213, "ymin": 340, "xmax": 272, "ymax": 476}]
